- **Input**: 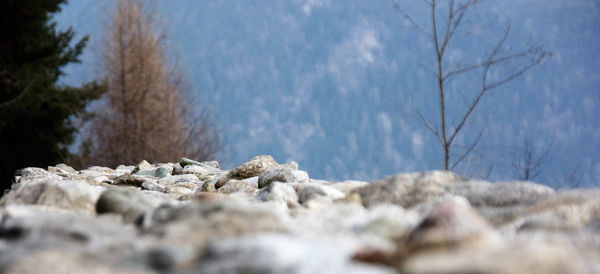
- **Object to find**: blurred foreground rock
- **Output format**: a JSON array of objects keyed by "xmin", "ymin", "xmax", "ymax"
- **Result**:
[{"xmin": 0, "ymin": 157, "xmax": 598, "ymax": 273}]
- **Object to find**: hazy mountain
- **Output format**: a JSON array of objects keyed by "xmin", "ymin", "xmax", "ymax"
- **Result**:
[{"xmin": 55, "ymin": 0, "xmax": 599, "ymax": 187}]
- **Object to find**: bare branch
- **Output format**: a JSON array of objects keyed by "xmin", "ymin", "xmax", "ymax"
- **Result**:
[
  {"xmin": 392, "ymin": 0, "xmax": 433, "ymax": 39},
  {"xmin": 416, "ymin": 110, "xmax": 444, "ymax": 146},
  {"xmin": 444, "ymin": 48, "xmax": 541, "ymax": 81},
  {"xmin": 484, "ymin": 50, "xmax": 548, "ymax": 91},
  {"xmin": 512, "ymin": 138, "xmax": 553, "ymax": 181},
  {"xmin": 419, "ymin": 63, "xmax": 438, "ymax": 78},
  {"xmin": 450, "ymin": 127, "xmax": 484, "ymax": 170},
  {"xmin": 447, "ymin": 25, "xmax": 511, "ymax": 146},
  {"xmin": 439, "ymin": 0, "xmax": 474, "ymax": 57}
]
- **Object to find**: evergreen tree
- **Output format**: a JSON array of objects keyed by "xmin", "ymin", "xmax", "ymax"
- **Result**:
[{"xmin": 0, "ymin": 0, "xmax": 103, "ymax": 192}]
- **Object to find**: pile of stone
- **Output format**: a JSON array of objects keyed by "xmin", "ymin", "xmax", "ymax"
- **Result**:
[{"xmin": 0, "ymin": 155, "xmax": 598, "ymax": 273}]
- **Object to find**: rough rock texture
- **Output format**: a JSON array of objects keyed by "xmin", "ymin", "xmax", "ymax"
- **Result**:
[{"xmin": 0, "ymin": 156, "xmax": 598, "ymax": 273}]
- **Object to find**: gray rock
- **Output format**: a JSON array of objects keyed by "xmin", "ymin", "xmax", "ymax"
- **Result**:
[
  {"xmin": 142, "ymin": 200, "xmax": 290, "ymax": 248},
  {"xmin": 258, "ymin": 167, "xmax": 295, "ymax": 188},
  {"xmin": 85, "ymin": 166, "xmax": 116, "ymax": 173},
  {"xmin": 179, "ymin": 157, "xmax": 203, "ymax": 167},
  {"xmin": 363, "ymin": 217, "xmax": 412, "ymax": 240},
  {"xmin": 326, "ymin": 180, "xmax": 369, "ymax": 195},
  {"xmin": 296, "ymin": 184, "xmax": 345, "ymax": 206},
  {"xmin": 291, "ymin": 170, "xmax": 309, "ymax": 183},
  {"xmin": 280, "ymin": 161, "xmax": 299, "ymax": 171},
  {"xmin": 217, "ymin": 179, "xmax": 257, "ymax": 194},
  {"xmin": 292, "ymin": 202, "xmax": 418, "ymax": 244},
  {"xmin": 199, "ymin": 180, "xmax": 217, "ymax": 192},
  {"xmin": 241, "ymin": 176, "xmax": 259, "ymax": 186},
  {"xmin": 172, "ymin": 163, "xmax": 184, "ymax": 175},
  {"xmin": 144, "ymin": 245, "xmax": 197, "ymax": 272},
  {"xmin": 141, "ymin": 181, "xmax": 166, "ymax": 192},
  {"xmin": 197, "ymin": 234, "xmax": 394, "ymax": 274},
  {"xmin": 399, "ymin": 239, "xmax": 587, "ymax": 274},
  {"xmin": 204, "ymin": 161, "xmax": 220, "ymax": 169},
  {"xmin": 14, "ymin": 167, "xmax": 61, "ymax": 184},
  {"xmin": 359, "ymin": 171, "xmax": 465, "ymax": 208},
  {"xmin": 256, "ymin": 182, "xmax": 299, "ymax": 208},
  {"xmin": 448, "ymin": 180, "xmax": 556, "ymax": 207},
  {"xmin": 182, "ymin": 164, "xmax": 224, "ymax": 181},
  {"xmin": 113, "ymin": 174, "xmax": 153, "ymax": 187},
  {"xmin": 157, "ymin": 174, "xmax": 200, "ymax": 186},
  {"xmin": 0, "ymin": 204, "xmax": 153, "ymax": 273},
  {"xmin": 214, "ymin": 155, "xmax": 280, "ymax": 189},
  {"xmin": 116, "ymin": 165, "xmax": 136, "ymax": 174},
  {"xmin": 180, "ymin": 157, "xmax": 220, "ymax": 169},
  {"xmin": 134, "ymin": 166, "xmax": 169, "ymax": 178},
  {"xmin": 3, "ymin": 249, "xmax": 153, "ymax": 274},
  {"xmin": 47, "ymin": 163, "xmax": 78, "ymax": 175},
  {"xmin": 230, "ymin": 155, "xmax": 279, "ymax": 179},
  {"xmin": 165, "ymin": 182, "xmax": 198, "ymax": 195},
  {"xmin": 0, "ymin": 204, "xmax": 137, "ymax": 249},
  {"xmin": 96, "ymin": 188, "xmax": 160, "ymax": 223},
  {"xmin": 490, "ymin": 189, "xmax": 600, "ymax": 230},
  {"xmin": 402, "ymin": 197, "xmax": 499, "ymax": 252},
  {"xmin": 137, "ymin": 160, "xmax": 153, "ymax": 170},
  {"xmin": 0, "ymin": 179, "xmax": 105, "ymax": 213}
]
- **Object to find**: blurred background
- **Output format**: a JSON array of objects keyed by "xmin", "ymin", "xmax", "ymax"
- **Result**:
[{"xmin": 1, "ymin": 0, "xmax": 598, "ymax": 192}]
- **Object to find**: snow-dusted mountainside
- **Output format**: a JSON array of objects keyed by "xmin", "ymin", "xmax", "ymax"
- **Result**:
[{"xmin": 55, "ymin": 1, "xmax": 600, "ymax": 186}]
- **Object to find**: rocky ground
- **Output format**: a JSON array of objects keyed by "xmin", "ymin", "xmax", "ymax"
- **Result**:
[{"xmin": 0, "ymin": 155, "xmax": 598, "ymax": 273}]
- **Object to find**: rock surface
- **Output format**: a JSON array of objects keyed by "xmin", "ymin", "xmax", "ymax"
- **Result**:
[{"xmin": 0, "ymin": 156, "xmax": 598, "ymax": 273}]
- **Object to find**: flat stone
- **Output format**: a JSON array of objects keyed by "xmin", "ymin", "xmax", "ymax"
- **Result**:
[
  {"xmin": 15, "ymin": 167, "xmax": 61, "ymax": 184},
  {"xmin": 141, "ymin": 181, "xmax": 166, "ymax": 192},
  {"xmin": 258, "ymin": 167, "xmax": 295, "ymax": 188},
  {"xmin": 157, "ymin": 174, "xmax": 200, "ymax": 186},
  {"xmin": 113, "ymin": 174, "xmax": 152, "ymax": 187},
  {"xmin": 96, "ymin": 188, "xmax": 161, "ymax": 223},
  {"xmin": 399, "ymin": 239, "xmax": 587, "ymax": 274},
  {"xmin": 256, "ymin": 182, "xmax": 299, "ymax": 208},
  {"xmin": 230, "ymin": 155, "xmax": 279, "ymax": 179},
  {"xmin": 48, "ymin": 163, "xmax": 78, "ymax": 175},
  {"xmin": 179, "ymin": 157, "xmax": 220, "ymax": 169},
  {"xmin": 291, "ymin": 170, "xmax": 310, "ymax": 183},
  {"xmin": 196, "ymin": 234, "xmax": 394, "ymax": 274},
  {"xmin": 401, "ymin": 197, "xmax": 499, "ymax": 253},
  {"xmin": 326, "ymin": 180, "xmax": 369, "ymax": 195},
  {"xmin": 0, "ymin": 179, "xmax": 105, "ymax": 213},
  {"xmin": 217, "ymin": 179, "xmax": 258, "ymax": 194},
  {"xmin": 448, "ymin": 180, "xmax": 556, "ymax": 207},
  {"xmin": 490, "ymin": 189, "xmax": 600, "ymax": 230},
  {"xmin": 359, "ymin": 171, "xmax": 465, "ymax": 208},
  {"xmin": 296, "ymin": 183, "xmax": 345, "ymax": 206},
  {"xmin": 182, "ymin": 164, "xmax": 224, "ymax": 181},
  {"xmin": 134, "ymin": 167, "xmax": 169, "ymax": 178}
]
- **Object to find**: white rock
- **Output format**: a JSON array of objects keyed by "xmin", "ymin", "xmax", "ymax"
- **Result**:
[
  {"xmin": 197, "ymin": 233, "xmax": 394, "ymax": 274},
  {"xmin": 257, "ymin": 182, "xmax": 299, "ymax": 208},
  {"xmin": 291, "ymin": 170, "xmax": 309, "ymax": 183}
]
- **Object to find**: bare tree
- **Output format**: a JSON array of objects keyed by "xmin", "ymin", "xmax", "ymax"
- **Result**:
[
  {"xmin": 83, "ymin": 0, "xmax": 220, "ymax": 167},
  {"xmin": 511, "ymin": 138, "xmax": 582, "ymax": 189},
  {"xmin": 550, "ymin": 165, "xmax": 580, "ymax": 190},
  {"xmin": 395, "ymin": 0, "xmax": 550, "ymax": 171},
  {"xmin": 511, "ymin": 137, "xmax": 551, "ymax": 181}
]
